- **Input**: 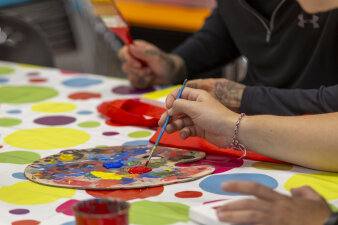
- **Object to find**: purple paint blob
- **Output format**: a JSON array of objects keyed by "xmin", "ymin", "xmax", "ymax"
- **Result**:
[
  {"xmin": 112, "ymin": 85, "xmax": 155, "ymax": 95},
  {"xmin": 9, "ymin": 208, "xmax": 30, "ymax": 215},
  {"xmin": 177, "ymin": 154, "xmax": 243, "ymax": 174},
  {"xmin": 103, "ymin": 161, "xmax": 124, "ymax": 169},
  {"xmin": 102, "ymin": 131, "xmax": 119, "ymax": 136},
  {"xmin": 34, "ymin": 116, "xmax": 76, "ymax": 126}
]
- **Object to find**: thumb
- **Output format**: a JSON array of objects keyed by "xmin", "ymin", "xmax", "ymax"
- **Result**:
[{"xmin": 291, "ymin": 186, "xmax": 324, "ymax": 201}]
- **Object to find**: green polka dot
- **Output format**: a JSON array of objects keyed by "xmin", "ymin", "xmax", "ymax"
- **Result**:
[
  {"xmin": 128, "ymin": 131, "xmax": 152, "ymax": 138},
  {"xmin": 0, "ymin": 151, "xmax": 40, "ymax": 164},
  {"xmin": 130, "ymin": 200, "xmax": 189, "ymax": 225},
  {"xmin": 0, "ymin": 117, "xmax": 21, "ymax": 127},
  {"xmin": 0, "ymin": 86, "xmax": 58, "ymax": 104},
  {"xmin": 329, "ymin": 203, "xmax": 338, "ymax": 212},
  {"xmin": 78, "ymin": 121, "xmax": 100, "ymax": 128},
  {"xmin": 0, "ymin": 66, "xmax": 15, "ymax": 75},
  {"xmin": 252, "ymin": 162, "xmax": 293, "ymax": 171},
  {"xmin": 18, "ymin": 63, "xmax": 43, "ymax": 69}
]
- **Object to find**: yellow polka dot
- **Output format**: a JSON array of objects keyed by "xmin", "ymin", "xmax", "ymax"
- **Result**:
[
  {"xmin": 284, "ymin": 172, "xmax": 338, "ymax": 200},
  {"xmin": 18, "ymin": 63, "xmax": 43, "ymax": 69},
  {"xmin": 31, "ymin": 102, "xmax": 77, "ymax": 113},
  {"xmin": 0, "ymin": 181, "xmax": 75, "ymax": 205},
  {"xmin": 4, "ymin": 127, "xmax": 90, "ymax": 150}
]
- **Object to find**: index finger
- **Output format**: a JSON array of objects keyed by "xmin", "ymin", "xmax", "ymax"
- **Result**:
[
  {"xmin": 222, "ymin": 181, "xmax": 287, "ymax": 202},
  {"xmin": 165, "ymin": 87, "xmax": 207, "ymax": 109}
]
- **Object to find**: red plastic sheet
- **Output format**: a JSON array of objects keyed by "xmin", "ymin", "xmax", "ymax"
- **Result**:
[
  {"xmin": 149, "ymin": 128, "xmax": 289, "ymax": 164},
  {"xmin": 97, "ymin": 99, "xmax": 166, "ymax": 127}
]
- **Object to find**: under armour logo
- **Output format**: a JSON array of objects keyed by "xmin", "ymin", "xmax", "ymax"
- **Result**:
[{"xmin": 298, "ymin": 14, "xmax": 319, "ymax": 28}]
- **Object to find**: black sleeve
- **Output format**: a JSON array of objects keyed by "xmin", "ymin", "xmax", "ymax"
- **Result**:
[
  {"xmin": 240, "ymin": 85, "xmax": 338, "ymax": 115},
  {"xmin": 172, "ymin": 7, "xmax": 240, "ymax": 80}
]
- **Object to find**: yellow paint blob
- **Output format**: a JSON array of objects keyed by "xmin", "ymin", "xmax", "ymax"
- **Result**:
[
  {"xmin": 160, "ymin": 166, "xmax": 173, "ymax": 172},
  {"xmin": 59, "ymin": 154, "xmax": 74, "ymax": 161},
  {"xmin": 31, "ymin": 102, "xmax": 77, "ymax": 113},
  {"xmin": 284, "ymin": 172, "xmax": 338, "ymax": 200},
  {"xmin": 91, "ymin": 171, "xmax": 139, "ymax": 180},
  {"xmin": 0, "ymin": 181, "xmax": 75, "ymax": 205},
  {"xmin": 4, "ymin": 127, "xmax": 90, "ymax": 150}
]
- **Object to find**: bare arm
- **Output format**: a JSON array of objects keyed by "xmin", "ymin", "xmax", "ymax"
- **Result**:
[{"xmin": 239, "ymin": 113, "xmax": 338, "ymax": 171}]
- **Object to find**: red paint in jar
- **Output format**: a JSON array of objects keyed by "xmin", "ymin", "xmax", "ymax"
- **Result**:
[{"xmin": 73, "ymin": 198, "xmax": 129, "ymax": 225}]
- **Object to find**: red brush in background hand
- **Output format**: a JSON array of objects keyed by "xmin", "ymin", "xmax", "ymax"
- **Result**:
[{"xmin": 101, "ymin": 0, "xmax": 147, "ymax": 66}]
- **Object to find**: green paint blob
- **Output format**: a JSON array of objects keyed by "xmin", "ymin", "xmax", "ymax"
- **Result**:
[
  {"xmin": 0, "ymin": 66, "xmax": 15, "ymax": 75},
  {"xmin": 96, "ymin": 145, "xmax": 108, "ymax": 148},
  {"xmin": 128, "ymin": 131, "xmax": 152, "ymax": 138},
  {"xmin": 130, "ymin": 200, "xmax": 189, "ymax": 225},
  {"xmin": 0, "ymin": 86, "xmax": 58, "ymax": 104},
  {"xmin": 252, "ymin": 162, "xmax": 293, "ymax": 171},
  {"xmin": 0, "ymin": 117, "xmax": 22, "ymax": 127},
  {"xmin": 78, "ymin": 121, "xmax": 100, "ymax": 128},
  {"xmin": 0, "ymin": 151, "xmax": 40, "ymax": 164},
  {"xmin": 127, "ymin": 161, "xmax": 141, "ymax": 166}
]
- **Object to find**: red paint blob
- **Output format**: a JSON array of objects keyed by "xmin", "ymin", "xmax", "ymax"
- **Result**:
[
  {"xmin": 86, "ymin": 186, "xmax": 164, "ymax": 201},
  {"xmin": 29, "ymin": 78, "xmax": 47, "ymax": 83},
  {"xmin": 128, "ymin": 166, "xmax": 152, "ymax": 174},
  {"xmin": 175, "ymin": 191, "xmax": 203, "ymax": 198},
  {"xmin": 68, "ymin": 92, "xmax": 101, "ymax": 100},
  {"xmin": 11, "ymin": 220, "xmax": 40, "ymax": 225}
]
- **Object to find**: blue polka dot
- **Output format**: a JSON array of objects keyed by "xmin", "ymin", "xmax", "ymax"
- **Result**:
[
  {"xmin": 12, "ymin": 172, "xmax": 27, "ymax": 180},
  {"xmin": 0, "ymin": 78, "xmax": 9, "ymax": 83},
  {"xmin": 122, "ymin": 140, "xmax": 151, "ymax": 146},
  {"xmin": 77, "ymin": 110, "xmax": 93, "ymax": 115},
  {"xmin": 62, "ymin": 77, "xmax": 103, "ymax": 87},
  {"xmin": 7, "ymin": 109, "xmax": 22, "ymax": 114},
  {"xmin": 199, "ymin": 173, "xmax": 278, "ymax": 196},
  {"xmin": 61, "ymin": 222, "xmax": 75, "ymax": 225}
]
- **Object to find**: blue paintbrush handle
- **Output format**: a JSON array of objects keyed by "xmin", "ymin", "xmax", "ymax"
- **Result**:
[{"xmin": 145, "ymin": 79, "xmax": 188, "ymax": 166}]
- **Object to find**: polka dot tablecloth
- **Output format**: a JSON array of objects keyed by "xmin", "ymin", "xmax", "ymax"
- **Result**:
[{"xmin": 0, "ymin": 61, "xmax": 338, "ymax": 225}]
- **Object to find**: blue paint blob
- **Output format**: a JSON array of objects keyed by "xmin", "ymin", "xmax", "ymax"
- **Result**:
[
  {"xmin": 62, "ymin": 77, "xmax": 103, "ymax": 87},
  {"xmin": 7, "ymin": 109, "xmax": 21, "ymax": 114},
  {"xmin": 77, "ymin": 110, "xmax": 93, "ymax": 115},
  {"xmin": 12, "ymin": 172, "xmax": 27, "ymax": 180},
  {"xmin": 0, "ymin": 78, "xmax": 9, "ymax": 83},
  {"xmin": 122, "ymin": 140, "xmax": 151, "ymax": 146},
  {"xmin": 103, "ymin": 161, "xmax": 124, "ymax": 169},
  {"xmin": 199, "ymin": 173, "xmax": 278, "ymax": 196},
  {"xmin": 61, "ymin": 221, "xmax": 75, "ymax": 225}
]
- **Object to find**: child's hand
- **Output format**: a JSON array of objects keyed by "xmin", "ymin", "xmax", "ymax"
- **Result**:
[
  {"xmin": 217, "ymin": 181, "xmax": 332, "ymax": 225},
  {"xmin": 158, "ymin": 87, "xmax": 238, "ymax": 148}
]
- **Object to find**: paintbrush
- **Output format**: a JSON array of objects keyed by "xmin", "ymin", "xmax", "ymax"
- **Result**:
[
  {"xmin": 101, "ymin": 0, "xmax": 147, "ymax": 65},
  {"xmin": 145, "ymin": 79, "xmax": 188, "ymax": 167}
]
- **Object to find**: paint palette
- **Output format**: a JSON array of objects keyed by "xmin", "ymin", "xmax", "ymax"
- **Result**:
[{"xmin": 25, "ymin": 145, "xmax": 215, "ymax": 190}]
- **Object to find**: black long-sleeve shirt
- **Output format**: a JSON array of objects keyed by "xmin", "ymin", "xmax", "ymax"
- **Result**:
[{"xmin": 173, "ymin": 0, "xmax": 338, "ymax": 115}]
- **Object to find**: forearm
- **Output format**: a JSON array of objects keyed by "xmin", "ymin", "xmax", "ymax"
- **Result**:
[
  {"xmin": 238, "ymin": 113, "xmax": 338, "ymax": 171},
  {"xmin": 167, "ymin": 54, "xmax": 187, "ymax": 84}
]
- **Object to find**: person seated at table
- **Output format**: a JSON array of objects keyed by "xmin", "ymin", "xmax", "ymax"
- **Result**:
[
  {"xmin": 159, "ymin": 86, "xmax": 338, "ymax": 224},
  {"xmin": 118, "ymin": 0, "xmax": 338, "ymax": 116}
]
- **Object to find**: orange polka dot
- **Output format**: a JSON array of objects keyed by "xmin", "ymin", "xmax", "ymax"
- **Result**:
[{"xmin": 12, "ymin": 220, "xmax": 40, "ymax": 225}]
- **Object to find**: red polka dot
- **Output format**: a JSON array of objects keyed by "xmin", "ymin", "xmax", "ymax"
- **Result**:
[
  {"xmin": 29, "ymin": 78, "xmax": 47, "ymax": 83},
  {"xmin": 175, "ymin": 191, "xmax": 203, "ymax": 198},
  {"xmin": 105, "ymin": 120, "xmax": 126, "ymax": 127},
  {"xmin": 12, "ymin": 220, "xmax": 40, "ymax": 225},
  {"xmin": 0, "ymin": 145, "xmax": 3, "ymax": 148},
  {"xmin": 60, "ymin": 69, "xmax": 80, "ymax": 75},
  {"xmin": 68, "ymin": 92, "xmax": 101, "ymax": 100},
  {"xmin": 86, "ymin": 186, "xmax": 164, "ymax": 201}
]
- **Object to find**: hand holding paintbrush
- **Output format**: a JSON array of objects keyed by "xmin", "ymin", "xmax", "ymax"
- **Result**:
[{"xmin": 144, "ymin": 79, "xmax": 188, "ymax": 167}]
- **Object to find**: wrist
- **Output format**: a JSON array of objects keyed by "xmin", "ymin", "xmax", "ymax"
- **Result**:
[
  {"xmin": 167, "ymin": 54, "xmax": 186, "ymax": 84},
  {"xmin": 324, "ymin": 212, "xmax": 338, "ymax": 225}
]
